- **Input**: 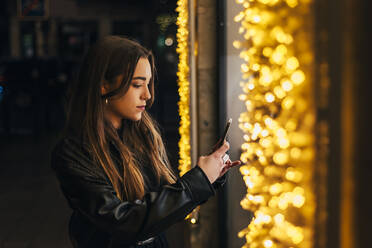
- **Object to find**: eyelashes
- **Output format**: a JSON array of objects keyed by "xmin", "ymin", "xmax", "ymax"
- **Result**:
[{"xmin": 131, "ymin": 82, "xmax": 150, "ymax": 89}]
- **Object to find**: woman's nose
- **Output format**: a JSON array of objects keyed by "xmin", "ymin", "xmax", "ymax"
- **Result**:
[{"xmin": 142, "ymin": 86, "xmax": 151, "ymax": 100}]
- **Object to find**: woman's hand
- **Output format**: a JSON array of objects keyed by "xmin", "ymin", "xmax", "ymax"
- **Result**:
[{"xmin": 197, "ymin": 141, "xmax": 241, "ymax": 183}]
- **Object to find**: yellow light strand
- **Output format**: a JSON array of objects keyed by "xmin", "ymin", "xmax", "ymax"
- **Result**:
[
  {"xmin": 235, "ymin": 0, "xmax": 315, "ymax": 247},
  {"xmin": 176, "ymin": 0, "xmax": 200, "ymax": 226},
  {"xmin": 176, "ymin": 0, "xmax": 192, "ymax": 177}
]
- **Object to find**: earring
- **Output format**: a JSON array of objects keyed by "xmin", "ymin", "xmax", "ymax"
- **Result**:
[{"xmin": 105, "ymin": 98, "xmax": 108, "ymax": 104}]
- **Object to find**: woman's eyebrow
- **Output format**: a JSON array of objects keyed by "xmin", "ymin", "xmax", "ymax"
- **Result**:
[{"xmin": 132, "ymin": 76, "xmax": 147, "ymax": 81}]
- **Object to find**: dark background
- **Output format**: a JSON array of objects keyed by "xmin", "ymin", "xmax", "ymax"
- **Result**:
[{"xmin": 355, "ymin": 0, "xmax": 372, "ymax": 246}]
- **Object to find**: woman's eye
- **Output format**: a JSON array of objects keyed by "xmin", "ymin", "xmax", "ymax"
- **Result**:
[{"xmin": 132, "ymin": 84, "xmax": 142, "ymax": 88}]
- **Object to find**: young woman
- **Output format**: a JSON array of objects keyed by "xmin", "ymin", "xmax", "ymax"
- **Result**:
[{"xmin": 51, "ymin": 36, "xmax": 240, "ymax": 248}]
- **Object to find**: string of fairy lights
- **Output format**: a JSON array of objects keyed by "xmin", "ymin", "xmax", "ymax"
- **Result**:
[
  {"xmin": 234, "ymin": 0, "xmax": 315, "ymax": 247},
  {"xmin": 176, "ymin": 0, "xmax": 192, "ymax": 177},
  {"xmin": 176, "ymin": 0, "xmax": 200, "ymax": 225}
]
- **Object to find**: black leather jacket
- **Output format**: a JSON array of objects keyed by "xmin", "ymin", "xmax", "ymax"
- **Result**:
[{"xmin": 51, "ymin": 136, "xmax": 225, "ymax": 248}]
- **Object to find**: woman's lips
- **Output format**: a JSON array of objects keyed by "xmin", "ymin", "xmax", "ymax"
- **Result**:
[{"xmin": 136, "ymin": 106, "xmax": 145, "ymax": 111}]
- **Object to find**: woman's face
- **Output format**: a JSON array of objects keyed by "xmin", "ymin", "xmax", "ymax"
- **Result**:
[{"xmin": 103, "ymin": 58, "xmax": 152, "ymax": 128}]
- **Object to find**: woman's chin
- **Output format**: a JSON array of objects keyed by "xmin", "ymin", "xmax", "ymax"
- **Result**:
[
  {"xmin": 131, "ymin": 114, "xmax": 143, "ymax": 121},
  {"xmin": 121, "ymin": 111, "xmax": 143, "ymax": 122}
]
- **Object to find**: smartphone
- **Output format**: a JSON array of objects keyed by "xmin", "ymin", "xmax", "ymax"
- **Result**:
[{"xmin": 213, "ymin": 118, "xmax": 232, "ymax": 151}]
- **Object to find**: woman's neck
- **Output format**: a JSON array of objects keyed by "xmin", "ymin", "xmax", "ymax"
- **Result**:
[{"xmin": 104, "ymin": 111, "xmax": 122, "ymax": 129}]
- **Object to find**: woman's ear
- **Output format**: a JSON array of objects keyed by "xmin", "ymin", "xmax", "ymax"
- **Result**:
[
  {"xmin": 101, "ymin": 85, "xmax": 107, "ymax": 95},
  {"xmin": 101, "ymin": 80, "xmax": 110, "ymax": 95}
]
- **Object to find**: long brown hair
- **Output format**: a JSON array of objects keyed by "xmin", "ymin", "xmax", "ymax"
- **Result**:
[{"xmin": 65, "ymin": 36, "xmax": 176, "ymax": 201}]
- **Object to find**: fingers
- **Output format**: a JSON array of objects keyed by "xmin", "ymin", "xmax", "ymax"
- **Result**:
[
  {"xmin": 219, "ymin": 160, "xmax": 242, "ymax": 177},
  {"xmin": 230, "ymin": 160, "xmax": 241, "ymax": 166},
  {"xmin": 220, "ymin": 166, "xmax": 229, "ymax": 176},
  {"xmin": 225, "ymin": 160, "xmax": 241, "ymax": 168}
]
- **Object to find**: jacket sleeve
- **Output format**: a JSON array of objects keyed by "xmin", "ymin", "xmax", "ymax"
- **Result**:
[
  {"xmin": 50, "ymin": 140, "xmax": 215, "ymax": 245},
  {"xmin": 213, "ymin": 174, "xmax": 227, "ymax": 190}
]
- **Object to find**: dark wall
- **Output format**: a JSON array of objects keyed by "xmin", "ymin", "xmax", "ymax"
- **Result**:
[
  {"xmin": 327, "ymin": 0, "xmax": 372, "ymax": 247},
  {"xmin": 356, "ymin": 0, "xmax": 372, "ymax": 247}
]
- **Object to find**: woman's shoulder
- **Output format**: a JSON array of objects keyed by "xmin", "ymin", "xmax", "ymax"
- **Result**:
[
  {"xmin": 50, "ymin": 135, "xmax": 102, "ymax": 177},
  {"xmin": 52, "ymin": 135, "xmax": 89, "ymax": 159}
]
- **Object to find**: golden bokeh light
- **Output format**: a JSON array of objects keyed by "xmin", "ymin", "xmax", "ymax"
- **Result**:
[
  {"xmin": 234, "ymin": 0, "xmax": 315, "ymax": 247},
  {"xmin": 176, "ymin": 0, "xmax": 191, "ymax": 176}
]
